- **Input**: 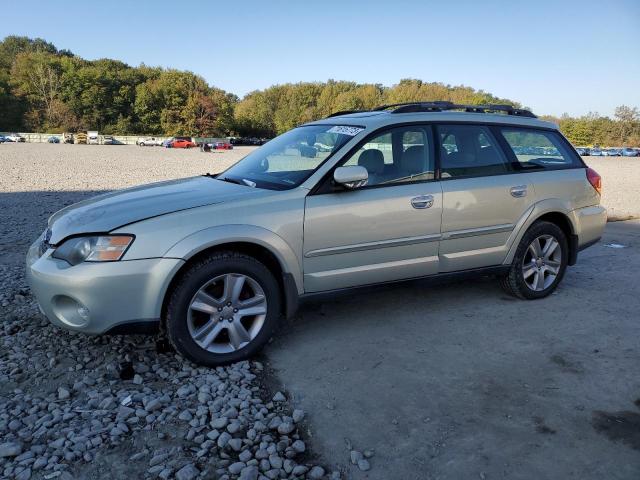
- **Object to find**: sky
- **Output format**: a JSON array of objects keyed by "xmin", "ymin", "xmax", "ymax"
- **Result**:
[{"xmin": 1, "ymin": 0, "xmax": 638, "ymax": 117}]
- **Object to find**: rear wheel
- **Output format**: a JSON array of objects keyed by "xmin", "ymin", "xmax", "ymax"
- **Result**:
[
  {"xmin": 165, "ymin": 251, "xmax": 281, "ymax": 366},
  {"xmin": 500, "ymin": 221, "xmax": 568, "ymax": 299}
]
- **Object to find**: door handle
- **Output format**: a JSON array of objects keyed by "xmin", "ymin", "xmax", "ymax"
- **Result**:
[
  {"xmin": 510, "ymin": 185, "xmax": 527, "ymax": 198},
  {"xmin": 411, "ymin": 195, "xmax": 434, "ymax": 209}
]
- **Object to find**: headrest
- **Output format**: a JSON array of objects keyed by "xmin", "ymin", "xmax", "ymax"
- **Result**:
[{"xmin": 358, "ymin": 149, "xmax": 385, "ymax": 174}]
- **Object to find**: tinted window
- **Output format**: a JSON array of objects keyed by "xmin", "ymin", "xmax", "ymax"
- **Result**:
[
  {"xmin": 342, "ymin": 126, "xmax": 434, "ymax": 186},
  {"xmin": 437, "ymin": 125, "xmax": 509, "ymax": 178},
  {"xmin": 499, "ymin": 128, "xmax": 582, "ymax": 169}
]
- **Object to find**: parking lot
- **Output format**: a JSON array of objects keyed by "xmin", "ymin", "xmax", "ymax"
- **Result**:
[{"xmin": 1, "ymin": 143, "xmax": 639, "ymax": 479}]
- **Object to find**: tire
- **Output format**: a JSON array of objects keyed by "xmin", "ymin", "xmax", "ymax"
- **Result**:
[
  {"xmin": 500, "ymin": 221, "xmax": 568, "ymax": 300},
  {"xmin": 164, "ymin": 251, "xmax": 282, "ymax": 366}
]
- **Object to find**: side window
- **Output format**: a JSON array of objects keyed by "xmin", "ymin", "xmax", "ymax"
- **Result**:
[
  {"xmin": 437, "ymin": 125, "xmax": 510, "ymax": 178},
  {"xmin": 499, "ymin": 128, "xmax": 582, "ymax": 169},
  {"xmin": 342, "ymin": 126, "xmax": 433, "ymax": 186}
]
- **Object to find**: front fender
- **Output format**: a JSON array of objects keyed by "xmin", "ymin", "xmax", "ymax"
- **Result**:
[{"xmin": 163, "ymin": 224, "xmax": 303, "ymax": 294}]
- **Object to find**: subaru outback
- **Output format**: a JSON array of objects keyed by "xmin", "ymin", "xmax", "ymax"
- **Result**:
[{"xmin": 26, "ymin": 102, "xmax": 606, "ymax": 366}]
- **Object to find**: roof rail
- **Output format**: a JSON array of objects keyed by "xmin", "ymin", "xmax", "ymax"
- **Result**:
[
  {"xmin": 326, "ymin": 110, "xmax": 365, "ymax": 118},
  {"xmin": 373, "ymin": 101, "xmax": 536, "ymax": 118}
]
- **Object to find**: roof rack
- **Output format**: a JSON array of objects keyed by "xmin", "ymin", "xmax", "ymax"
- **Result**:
[
  {"xmin": 326, "ymin": 110, "xmax": 365, "ymax": 118},
  {"xmin": 372, "ymin": 101, "xmax": 536, "ymax": 118}
]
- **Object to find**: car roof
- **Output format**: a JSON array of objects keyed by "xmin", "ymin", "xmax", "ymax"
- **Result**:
[{"xmin": 306, "ymin": 110, "xmax": 558, "ymax": 131}]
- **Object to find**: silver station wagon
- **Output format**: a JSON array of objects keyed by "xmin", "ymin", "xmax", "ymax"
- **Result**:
[{"xmin": 27, "ymin": 102, "xmax": 606, "ymax": 366}]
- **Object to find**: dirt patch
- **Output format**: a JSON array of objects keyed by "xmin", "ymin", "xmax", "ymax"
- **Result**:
[
  {"xmin": 550, "ymin": 354, "xmax": 584, "ymax": 374},
  {"xmin": 592, "ymin": 410, "xmax": 640, "ymax": 451},
  {"xmin": 533, "ymin": 416, "xmax": 557, "ymax": 434}
]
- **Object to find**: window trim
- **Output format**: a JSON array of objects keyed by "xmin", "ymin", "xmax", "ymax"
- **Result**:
[{"xmin": 309, "ymin": 123, "xmax": 436, "ymax": 195}]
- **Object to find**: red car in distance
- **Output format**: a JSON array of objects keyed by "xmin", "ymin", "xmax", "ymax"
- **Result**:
[
  {"xmin": 213, "ymin": 141, "xmax": 233, "ymax": 150},
  {"xmin": 170, "ymin": 137, "xmax": 196, "ymax": 149}
]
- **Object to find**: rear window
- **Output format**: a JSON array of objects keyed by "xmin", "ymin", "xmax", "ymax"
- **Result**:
[{"xmin": 499, "ymin": 128, "xmax": 582, "ymax": 169}]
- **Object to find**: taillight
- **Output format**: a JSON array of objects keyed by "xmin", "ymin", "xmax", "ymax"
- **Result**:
[{"xmin": 586, "ymin": 167, "xmax": 601, "ymax": 195}]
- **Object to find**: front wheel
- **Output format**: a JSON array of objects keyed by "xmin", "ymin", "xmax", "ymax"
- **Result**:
[
  {"xmin": 500, "ymin": 221, "xmax": 568, "ymax": 299},
  {"xmin": 164, "ymin": 252, "xmax": 281, "ymax": 366}
]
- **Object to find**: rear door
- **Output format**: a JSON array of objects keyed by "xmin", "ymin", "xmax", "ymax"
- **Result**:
[
  {"xmin": 436, "ymin": 123, "xmax": 536, "ymax": 272},
  {"xmin": 497, "ymin": 126, "xmax": 594, "ymax": 209}
]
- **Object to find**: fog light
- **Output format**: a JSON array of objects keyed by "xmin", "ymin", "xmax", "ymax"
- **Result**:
[
  {"xmin": 52, "ymin": 295, "xmax": 90, "ymax": 327},
  {"xmin": 77, "ymin": 306, "xmax": 90, "ymax": 320}
]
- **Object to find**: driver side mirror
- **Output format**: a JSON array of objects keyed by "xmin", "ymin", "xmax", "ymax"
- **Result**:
[{"xmin": 333, "ymin": 165, "xmax": 368, "ymax": 189}]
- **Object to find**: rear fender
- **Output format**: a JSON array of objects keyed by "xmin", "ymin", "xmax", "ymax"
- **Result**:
[{"xmin": 503, "ymin": 199, "xmax": 576, "ymax": 265}]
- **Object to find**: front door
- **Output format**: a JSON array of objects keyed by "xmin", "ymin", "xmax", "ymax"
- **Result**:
[{"xmin": 303, "ymin": 125, "xmax": 443, "ymax": 292}]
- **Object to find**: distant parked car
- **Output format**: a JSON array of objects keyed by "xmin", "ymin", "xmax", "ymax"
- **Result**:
[
  {"xmin": 589, "ymin": 148, "xmax": 603, "ymax": 156},
  {"xmin": 213, "ymin": 141, "xmax": 233, "ymax": 150},
  {"xmin": 137, "ymin": 137, "xmax": 163, "ymax": 147},
  {"xmin": 575, "ymin": 147, "xmax": 590, "ymax": 156},
  {"xmin": 102, "ymin": 136, "xmax": 119, "ymax": 145},
  {"xmin": 6, "ymin": 133, "xmax": 26, "ymax": 142},
  {"xmin": 47, "ymin": 136, "xmax": 60, "ymax": 144},
  {"xmin": 603, "ymin": 148, "xmax": 621, "ymax": 156},
  {"xmin": 621, "ymin": 147, "xmax": 639, "ymax": 157},
  {"xmin": 170, "ymin": 137, "xmax": 196, "ymax": 149},
  {"xmin": 0, "ymin": 135, "xmax": 7, "ymax": 143},
  {"xmin": 74, "ymin": 133, "xmax": 87, "ymax": 145}
]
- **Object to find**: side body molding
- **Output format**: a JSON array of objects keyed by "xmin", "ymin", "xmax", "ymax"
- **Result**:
[{"xmin": 163, "ymin": 224, "xmax": 304, "ymax": 295}]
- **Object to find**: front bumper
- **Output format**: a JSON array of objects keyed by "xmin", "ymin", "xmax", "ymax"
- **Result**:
[{"xmin": 26, "ymin": 241, "xmax": 184, "ymax": 334}]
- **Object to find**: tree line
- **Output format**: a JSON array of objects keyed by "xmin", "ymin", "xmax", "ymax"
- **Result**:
[{"xmin": 1, "ymin": 36, "xmax": 638, "ymax": 146}]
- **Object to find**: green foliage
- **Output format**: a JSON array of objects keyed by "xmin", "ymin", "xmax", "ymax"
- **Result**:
[
  {"xmin": 233, "ymin": 79, "xmax": 522, "ymax": 137},
  {"xmin": 0, "ymin": 36, "xmax": 638, "ymax": 146},
  {"xmin": 0, "ymin": 36, "xmax": 237, "ymax": 135},
  {"xmin": 543, "ymin": 108, "xmax": 640, "ymax": 147}
]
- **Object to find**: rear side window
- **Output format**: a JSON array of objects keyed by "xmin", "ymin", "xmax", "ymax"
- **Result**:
[
  {"xmin": 499, "ymin": 128, "xmax": 582, "ymax": 169},
  {"xmin": 437, "ymin": 125, "xmax": 510, "ymax": 178}
]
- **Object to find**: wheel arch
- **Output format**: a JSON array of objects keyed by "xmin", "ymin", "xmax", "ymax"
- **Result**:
[
  {"xmin": 534, "ymin": 211, "xmax": 577, "ymax": 265},
  {"xmin": 161, "ymin": 228, "xmax": 302, "ymax": 326},
  {"xmin": 505, "ymin": 201, "xmax": 578, "ymax": 266}
]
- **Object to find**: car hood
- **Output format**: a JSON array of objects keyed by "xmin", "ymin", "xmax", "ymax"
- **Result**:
[{"xmin": 48, "ymin": 176, "xmax": 259, "ymax": 244}]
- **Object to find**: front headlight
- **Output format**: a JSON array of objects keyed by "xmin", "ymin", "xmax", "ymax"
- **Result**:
[{"xmin": 52, "ymin": 235, "xmax": 134, "ymax": 265}]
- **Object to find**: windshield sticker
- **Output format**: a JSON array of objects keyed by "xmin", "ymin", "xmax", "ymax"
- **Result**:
[{"xmin": 327, "ymin": 125, "xmax": 364, "ymax": 136}]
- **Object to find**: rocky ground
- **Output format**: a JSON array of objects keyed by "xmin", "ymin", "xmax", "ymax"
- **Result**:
[{"xmin": 0, "ymin": 144, "xmax": 342, "ymax": 480}]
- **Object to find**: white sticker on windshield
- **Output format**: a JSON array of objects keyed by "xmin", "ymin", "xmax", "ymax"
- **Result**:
[{"xmin": 327, "ymin": 125, "xmax": 364, "ymax": 136}]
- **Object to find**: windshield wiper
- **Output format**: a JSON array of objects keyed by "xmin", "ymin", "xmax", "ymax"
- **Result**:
[
  {"xmin": 217, "ymin": 176, "xmax": 256, "ymax": 188},
  {"xmin": 216, "ymin": 176, "xmax": 243, "ymax": 185}
]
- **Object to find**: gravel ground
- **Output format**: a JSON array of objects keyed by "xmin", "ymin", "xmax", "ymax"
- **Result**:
[
  {"xmin": 0, "ymin": 144, "xmax": 340, "ymax": 480},
  {"xmin": 0, "ymin": 143, "xmax": 638, "ymax": 480}
]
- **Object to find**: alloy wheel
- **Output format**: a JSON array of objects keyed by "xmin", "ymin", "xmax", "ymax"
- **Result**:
[
  {"xmin": 522, "ymin": 234, "xmax": 562, "ymax": 291},
  {"xmin": 187, "ymin": 273, "xmax": 267, "ymax": 353}
]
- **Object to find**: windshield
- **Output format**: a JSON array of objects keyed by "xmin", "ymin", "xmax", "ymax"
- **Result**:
[{"xmin": 218, "ymin": 124, "xmax": 362, "ymax": 190}]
